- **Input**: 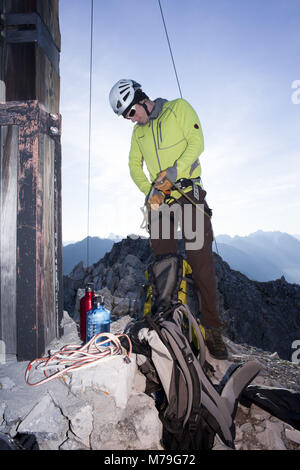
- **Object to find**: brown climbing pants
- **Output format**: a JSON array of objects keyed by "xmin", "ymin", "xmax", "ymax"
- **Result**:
[{"xmin": 149, "ymin": 188, "xmax": 222, "ymax": 329}]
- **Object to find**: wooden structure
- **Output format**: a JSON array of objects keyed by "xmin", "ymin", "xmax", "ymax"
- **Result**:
[{"xmin": 0, "ymin": 0, "xmax": 63, "ymax": 361}]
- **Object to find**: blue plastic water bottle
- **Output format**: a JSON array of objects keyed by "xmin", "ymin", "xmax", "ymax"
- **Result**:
[{"xmin": 86, "ymin": 295, "xmax": 111, "ymax": 346}]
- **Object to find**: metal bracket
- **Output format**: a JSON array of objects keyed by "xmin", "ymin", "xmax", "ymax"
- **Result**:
[
  {"xmin": 0, "ymin": 101, "xmax": 61, "ymax": 139},
  {"xmin": 0, "ymin": 12, "xmax": 60, "ymax": 74},
  {"xmin": 48, "ymin": 112, "xmax": 61, "ymax": 137}
]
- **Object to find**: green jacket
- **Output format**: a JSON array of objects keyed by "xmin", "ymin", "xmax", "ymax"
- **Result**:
[{"xmin": 128, "ymin": 98, "xmax": 204, "ymax": 200}]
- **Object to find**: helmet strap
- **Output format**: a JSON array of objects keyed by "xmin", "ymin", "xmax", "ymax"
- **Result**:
[{"xmin": 140, "ymin": 102, "xmax": 151, "ymax": 117}]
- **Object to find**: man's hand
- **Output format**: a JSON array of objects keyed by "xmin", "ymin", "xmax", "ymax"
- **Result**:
[
  {"xmin": 148, "ymin": 193, "xmax": 165, "ymax": 211},
  {"xmin": 155, "ymin": 170, "xmax": 172, "ymax": 192}
]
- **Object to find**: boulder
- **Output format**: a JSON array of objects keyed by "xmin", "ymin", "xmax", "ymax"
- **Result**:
[
  {"xmin": 69, "ymin": 355, "xmax": 137, "ymax": 409},
  {"xmin": 17, "ymin": 394, "xmax": 69, "ymax": 446}
]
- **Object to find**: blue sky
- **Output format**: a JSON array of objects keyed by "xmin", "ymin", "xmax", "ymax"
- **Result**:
[{"xmin": 59, "ymin": 0, "xmax": 300, "ymax": 243}]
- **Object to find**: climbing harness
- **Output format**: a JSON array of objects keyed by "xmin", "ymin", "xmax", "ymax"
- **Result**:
[
  {"xmin": 25, "ymin": 332, "xmax": 132, "ymax": 387},
  {"xmin": 166, "ymin": 177, "xmax": 220, "ymax": 254},
  {"xmin": 156, "ymin": 176, "xmax": 213, "ymax": 219}
]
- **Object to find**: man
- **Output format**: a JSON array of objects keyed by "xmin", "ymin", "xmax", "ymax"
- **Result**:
[{"xmin": 109, "ymin": 79, "xmax": 228, "ymax": 360}]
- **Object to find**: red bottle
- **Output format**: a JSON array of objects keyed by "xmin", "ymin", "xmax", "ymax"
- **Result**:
[{"xmin": 80, "ymin": 283, "xmax": 95, "ymax": 342}]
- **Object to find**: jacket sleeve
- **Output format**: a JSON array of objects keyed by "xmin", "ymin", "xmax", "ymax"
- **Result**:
[
  {"xmin": 167, "ymin": 99, "xmax": 204, "ymax": 180},
  {"xmin": 128, "ymin": 130, "xmax": 152, "ymax": 196}
]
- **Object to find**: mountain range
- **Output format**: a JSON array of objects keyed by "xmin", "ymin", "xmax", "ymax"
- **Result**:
[
  {"xmin": 63, "ymin": 236, "xmax": 122, "ymax": 275},
  {"xmin": 215, "ymin": 231, "xmax": 300, "ymax": 284},
  {"xmin": 63, "ymin": 231, "xmax": 300, "ymax": 284}
]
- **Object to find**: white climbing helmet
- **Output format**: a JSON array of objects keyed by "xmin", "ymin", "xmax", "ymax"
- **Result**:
[{"xmin": 109, "ymin": 79, "xmax": 142, "ymax": 116}]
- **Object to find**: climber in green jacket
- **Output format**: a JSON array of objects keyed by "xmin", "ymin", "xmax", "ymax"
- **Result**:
[{"xmin": 109, "ymin": 79, "xmax": 228, "ymax": 360}]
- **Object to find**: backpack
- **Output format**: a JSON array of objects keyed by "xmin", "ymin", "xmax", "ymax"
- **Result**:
[
  {"xmin": 127, "ymin": 254, "xmax": 262, "ymax": 450},
  {"xmin": 135, "ymin": 253, "xmax": 205, "ymax": 342}
]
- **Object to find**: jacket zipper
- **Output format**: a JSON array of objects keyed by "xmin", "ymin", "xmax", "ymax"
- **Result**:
[{"xmin": 151, "ymin": 121, "xmax": 162, "ymax": 172}]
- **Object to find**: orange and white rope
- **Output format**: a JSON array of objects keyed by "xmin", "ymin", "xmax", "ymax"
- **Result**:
[{"xmin": 25, "ymin": 332, "xmax": 132, "ymax": 387}]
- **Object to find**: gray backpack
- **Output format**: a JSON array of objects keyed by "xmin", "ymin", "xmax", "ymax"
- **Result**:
[{"xmin": 127, "ymin": 255, "xmax": 262, "ymax": 450}]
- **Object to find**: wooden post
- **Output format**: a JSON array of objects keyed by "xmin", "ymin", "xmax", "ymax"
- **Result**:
[
  {"xmin": 0, "ymin": 0, "xmax": 63, "ymax": 361},
  {"xmin": 0, "ymin": 0, "xmax": 5, "ymax": 100}
]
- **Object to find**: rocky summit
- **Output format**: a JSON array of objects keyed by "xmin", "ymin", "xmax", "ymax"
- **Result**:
[
  {"xmin": 1, "ymin": 236, "xmax": 299, "ymax": 451},
  {"xmin": 0, "ymin": 311, "xmax": 299, "ymax": 451},
  {"xmin": 64, "ymin": 236, "xmax": 300, "ymax": 362}
]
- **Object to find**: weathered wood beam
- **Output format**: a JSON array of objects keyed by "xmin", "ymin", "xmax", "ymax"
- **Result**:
[
  {"xmin": 0, "ymin": 0, "xmax": 60, "ymax": 112},
  {"xmin": 0, "ymin": 100, "xmax": 63, "ymax": 360},
  {"xmin": 0, "ymin": 1, "xmax": 62, "ymax": 361}
]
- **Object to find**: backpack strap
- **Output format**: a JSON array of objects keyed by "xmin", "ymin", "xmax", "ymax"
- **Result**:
[
  {"xmin": 172, "ymin": 305, "xmax": 206, "ymax": 366},
  {"xmin": 220, "ymin": 360, "xmax": 262, "ymax": 419},
  {"xmin": 169, "ymin": 307, "xmax": 239, "ymax": 440},
  {"xmin": 162, "ymin": 319, "xmax": 239, "ymax": 447},
  {"xmin": 138, "ymin": 323, "xmax": 175, "ymax": 398},
  {"xmin": 160, "ymin": 323, "xmax": 200, "ymax": 428},
  {"xmin": 142, "ymin": 304, "xmax": 262, "ymax": 449},
  {"xmin": 149, "ymin": 307, "xmax": 237, "ymax": 442}
]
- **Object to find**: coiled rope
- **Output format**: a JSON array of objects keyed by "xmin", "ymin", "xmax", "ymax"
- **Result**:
[{"xmin": 25, "ymin": 332, "xmax": 132, "ymax": 387}]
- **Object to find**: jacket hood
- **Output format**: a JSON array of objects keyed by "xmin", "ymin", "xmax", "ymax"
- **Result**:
[
  {"xmin": 149, "ymin": 98, "xmax": 168, "ymax": 120},
  {"xmin": 138, "ymin": 98, "xmax": 168, "ymax": 126}
]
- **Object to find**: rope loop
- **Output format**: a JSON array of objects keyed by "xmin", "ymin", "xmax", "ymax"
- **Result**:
[{"xmin": 25, "ymin": 332, "xmax": 132, "ymax": 387}]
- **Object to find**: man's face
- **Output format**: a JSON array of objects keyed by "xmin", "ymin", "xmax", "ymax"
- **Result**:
[{"xmin": 125, "ymin": 103, "xmax": 149, "ymax": 125}]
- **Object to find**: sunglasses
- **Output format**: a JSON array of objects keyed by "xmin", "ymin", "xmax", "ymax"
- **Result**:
[{"xmin": 124, "ymin": 105, "xmax": 137, "ymax": 119}]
